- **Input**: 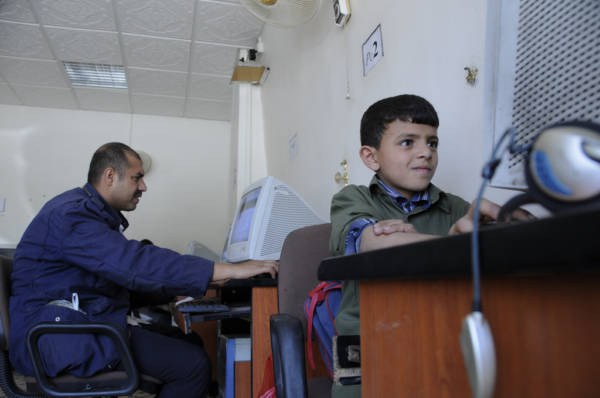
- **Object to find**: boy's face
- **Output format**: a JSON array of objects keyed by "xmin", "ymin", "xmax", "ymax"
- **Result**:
[{"xmin": 360, "ymin": 120, "xmax": 438, "ymax": 198}]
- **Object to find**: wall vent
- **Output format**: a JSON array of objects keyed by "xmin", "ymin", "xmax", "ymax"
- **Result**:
[{"xmin": 488, "ymin": 0, "xmax": 600, "ymax": 189}]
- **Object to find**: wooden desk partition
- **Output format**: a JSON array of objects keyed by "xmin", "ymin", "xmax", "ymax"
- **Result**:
[
  {"xmin": 251, "ymin": 286, "xmax": 278, "ymax": 398},
  {"xmin": 319, "ymin": 209, "xmax": 600, "ymax": 397},
  {"xmin": 360, "ymin": 275, "xmax": 600, "ymax": 397}
]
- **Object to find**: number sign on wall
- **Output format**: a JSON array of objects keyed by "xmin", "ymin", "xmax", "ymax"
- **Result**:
[{"xmin": 362, "ymin": 24, "xmax": 384, "ymax": 76}]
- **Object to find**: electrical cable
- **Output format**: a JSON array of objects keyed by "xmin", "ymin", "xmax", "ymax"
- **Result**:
[{"xmin": 470, "ymin": 127, "xmax": 530, "ymax": 311}]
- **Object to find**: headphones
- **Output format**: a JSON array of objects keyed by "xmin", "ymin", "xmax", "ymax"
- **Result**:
[
  {"xmin": 461, "ymin": 120, "xmax": 600, "ymax": 398},
  {"xmin": 499, "ymin": 121, "xmax": 600, "ymax": 219}
]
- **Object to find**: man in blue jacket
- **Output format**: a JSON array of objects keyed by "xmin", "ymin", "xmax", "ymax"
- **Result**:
[{"xmin": 9, "ymin": 142, "xmax": 277, "ymax": 397}]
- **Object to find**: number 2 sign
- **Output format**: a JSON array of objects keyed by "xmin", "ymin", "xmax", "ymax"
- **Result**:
[{"xmin": 362, "ymin": 24, "xmax": 384, "ymax": 76}]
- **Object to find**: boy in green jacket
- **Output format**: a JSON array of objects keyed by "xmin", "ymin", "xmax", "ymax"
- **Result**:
[{"xmin": 329, "ymin": 94, "xmax": 530, "ymax": 398}]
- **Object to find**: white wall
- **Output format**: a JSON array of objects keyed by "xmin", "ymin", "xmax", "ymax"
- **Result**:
[
  {"xmin": 259, "ymin": 0, "xmax": 520, "ymax": 219},
  {"xmin": 0, "ymin": 104, "xmax": 231, "ymax": 255}
]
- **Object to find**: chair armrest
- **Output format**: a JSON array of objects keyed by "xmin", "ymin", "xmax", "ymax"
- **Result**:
[
  {"xmin": 25, "ymin": 323, "xmax": 139, "ymax": 398},
  {"xmin": 270, "ymin": 313, "xmax": 308, "ymax": 398}
]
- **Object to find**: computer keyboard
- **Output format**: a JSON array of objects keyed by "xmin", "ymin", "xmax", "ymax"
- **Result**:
[
  {"xmin": 175, "ymin": 297, "xmax": 230, "ymax": 313},
  {"xmin": 252, "ymin": 272, "xmax": 276, "ymax": 280}
]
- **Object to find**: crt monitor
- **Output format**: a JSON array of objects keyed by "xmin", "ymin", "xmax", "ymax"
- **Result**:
[{"xmin": 224, "ymin": 176, "xmax": 325, "ymax": 263}]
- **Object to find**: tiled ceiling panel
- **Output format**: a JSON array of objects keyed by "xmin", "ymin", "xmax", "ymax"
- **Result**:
[
  {"xmin": 191, "ymin": 42, "xmax": 238, "ymax": 75},
  {"xmin": 0, "ymin": 22, "xmax": 53, "ymax": 59},
  {"xmin": 115, "ymin": 0, "xmax": 195, "ymax": 40},
  {"xmin": 0, "ymin": 58, "xmax": 67, "ymax": 87},
  {"xmin": 0, "ymin": 0, "xmax": 36, "ymax": 23},
  {"xmin": 189, "ymin": 74, "xmax": 233, "ymax": 101},
  {"xmin": 45, "ymin": 27, "xmax": 123, "ymax": 64},
  {"xmin": 194, "ymin": 2, "xmax": 263, "ymax": 46},
  {"xmin": 74, "ymin": 87, "xmax": 131, "ymax": 113},
  {"xmin": 33, "ymin": 0, "xmax": 117, "ymax": 31},
  {"xmin": 0, "ymin": 0, "xmax": 265, "ymax": 121},
  {"xmin": 127, "ymin": 68, "xmax": 188, "ymax": 97},
  {"xmin": 122, "ymin": 35, "xmax": 189, "ymax": 72}
]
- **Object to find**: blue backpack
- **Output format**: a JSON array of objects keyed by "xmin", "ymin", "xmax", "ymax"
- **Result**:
[{"xmin": 303, "ymin": 281, "xmax": 342, "ymax": 378}]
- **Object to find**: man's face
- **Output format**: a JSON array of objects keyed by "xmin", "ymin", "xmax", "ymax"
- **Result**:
[
  {"xmin": 108, "ymin": 152, "xmax": 147, "ymax": 212},
  {"xmin": 369, "ymin": 120, "xmax": 438, "ymax": 198}
]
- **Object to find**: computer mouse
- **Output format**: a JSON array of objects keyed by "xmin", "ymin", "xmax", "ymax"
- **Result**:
[{"xmin": 460, "ymin": 311, "xmax": 496, "ymax": 398}]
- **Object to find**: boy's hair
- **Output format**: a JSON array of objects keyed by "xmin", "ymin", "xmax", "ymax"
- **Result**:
[
  {"xmin": 87, "ymin": 142, "xmax": 140, "ymax": 185},
  {"xmin": 360, "ymin": 94, "xmax": 439, "ymax": 148}
]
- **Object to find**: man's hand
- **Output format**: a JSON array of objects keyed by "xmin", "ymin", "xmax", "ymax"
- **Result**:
[
  {"xmin": 211, "ymin": 260, "xmax": 278, "ymax": 283},
  {"xmin": 372, "ymin": 219, "xmax": 416, "ymax": 235}
]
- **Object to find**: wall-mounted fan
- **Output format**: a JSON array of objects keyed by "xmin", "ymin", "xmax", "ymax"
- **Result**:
[{"xmin": 240, "ymin": 0, "xmax": 322, "ymax": 28}]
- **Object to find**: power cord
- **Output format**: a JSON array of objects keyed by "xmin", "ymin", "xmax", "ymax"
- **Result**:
[{"xmin": 470, "ymin": 126, "xmax": 530, "ymax": 311}]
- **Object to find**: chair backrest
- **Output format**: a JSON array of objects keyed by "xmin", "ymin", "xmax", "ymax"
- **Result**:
[
  {"xmin": 277, "ymin": 223, "xmax": 332, "ymax": 331},
  {"xmin": 0, "ymin": 256, "xmax": 12, "ymax": 351}
]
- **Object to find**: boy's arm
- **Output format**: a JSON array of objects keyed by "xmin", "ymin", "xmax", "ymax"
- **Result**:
[
  {"xmin": 359, "ymin": 222, "xmax": 436, "ymax": 252},
  {"xmin": 360, "ymin": 199, "xmax": 533, "ymax": 252}
]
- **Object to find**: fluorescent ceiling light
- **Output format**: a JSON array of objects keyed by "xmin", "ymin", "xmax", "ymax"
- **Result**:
[{"xmin": 63, "ymin": 61, "xmax": 127, "ymax": 89}]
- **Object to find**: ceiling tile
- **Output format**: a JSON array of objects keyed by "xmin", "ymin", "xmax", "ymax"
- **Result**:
[
  {"xmin": 185, "ymin": 98, "xmax": 230, "ymax": 121},
  {"xmin": 45, "ymin": 27, "xmax": 122, "ymax": 64},
  {"xmin": 194, "ymin": 2, "xmax": 263, "ymax": 47},
  {"xmin": 131, "ymin": 94, "xmax": 185, "ymax": 117},
  {"xmin": 33, "ymin": 0, "xmax": 116, "ymax": 31},
  {"xmin": 190, "ymin": 42, "xmax": 237, "ymax": 76},
  {"xmin": 122, "ymin": 34, "xmax": 189, "ymax": 72},
  {"xmin": 0, "ymin": 83, "xmax": 22, "ymax": 105},
  {"xmin": 74, "ymin": 87, "xmax": 131, "ymax": 112},
  {"xmin": 0, "ymin": 22, "xmax": 53, "ymax": 59},
  {"xmin": 127, "ymin": 68, "xmax": 187, "ymax": 97},
  {"xmin": 0, "ymin": 0, "xmax": 36, "ymax": 23},
  {"xmin": 0, "ymin": 57, "xmax": 68, "ymax": 87},
  {"xmin": 189, "ymin": 74, "xmax": 232, "ymax": 101},
  {"xmin": 11, "ymin": 85, "xmax": 78, "ymax": 109},
  {"xmin": 115, "ymin": 0, "xmax": 194, "ymax": 40}
]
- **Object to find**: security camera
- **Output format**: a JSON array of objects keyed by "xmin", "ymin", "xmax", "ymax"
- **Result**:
[{"xmin": 333, "ymin": 0, "xmax": 351, "ymax": 27}]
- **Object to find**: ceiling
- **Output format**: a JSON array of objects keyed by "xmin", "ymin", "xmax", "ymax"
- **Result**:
[{"xmin": 0, "ymin": 0, "xmax": 265, "ymax": 121}]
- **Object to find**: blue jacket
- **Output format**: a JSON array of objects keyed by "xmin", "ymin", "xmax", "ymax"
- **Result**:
[{"xmin": 9, "ymin": 183, "xmax": 214, "ymax": 377}]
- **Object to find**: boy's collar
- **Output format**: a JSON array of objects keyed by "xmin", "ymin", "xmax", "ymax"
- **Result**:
[{"xmin": 368, "ymin": 176, "xmax": 450, "ymax": 213}]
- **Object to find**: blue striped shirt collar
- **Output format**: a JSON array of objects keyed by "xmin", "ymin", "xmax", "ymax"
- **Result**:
[{"xmin": 376, "ymin": 178, "xmax": 431, "ymax": 214}]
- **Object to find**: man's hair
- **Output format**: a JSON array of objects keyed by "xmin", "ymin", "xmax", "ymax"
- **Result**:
[
  {"xmin": 360, "ymin": 94, "xmax": 439, "ymax": 148},
  {"xmin": 87, "ymin": 142, "xmax": 141, "ymax": 185}
]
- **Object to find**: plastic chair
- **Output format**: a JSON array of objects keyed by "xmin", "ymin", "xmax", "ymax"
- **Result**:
[{"xmin": 269, "ymin": 223, "xmax": 333, "ymax": 398}]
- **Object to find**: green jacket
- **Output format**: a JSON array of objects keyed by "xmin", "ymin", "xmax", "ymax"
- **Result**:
[{"xmin": 329, "ymin": 177, "xmax": 470, "ymax": 336}]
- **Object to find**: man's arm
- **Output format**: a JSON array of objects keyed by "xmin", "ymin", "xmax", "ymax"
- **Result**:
[{"xmin": 211, "ymin": 260, "xmax": 278, "ymax": 283}]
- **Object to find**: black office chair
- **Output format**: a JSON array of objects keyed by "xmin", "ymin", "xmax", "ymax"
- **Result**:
[
  {"xmin": 269, "ymin": 223, "xmax": 333, "ymax": 398},
  {"xmin": 0, "ymin": 255, "xmax": 163, "ymax": 397}
]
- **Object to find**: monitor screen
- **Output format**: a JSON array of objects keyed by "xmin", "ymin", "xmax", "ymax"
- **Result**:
[
  {"xmin": 230, "ymin": 186, "xmax": 261, "ymax": 244},
  {"xmin": 225, "ymin": 176, "xmax": 325, "ymax": 262}
]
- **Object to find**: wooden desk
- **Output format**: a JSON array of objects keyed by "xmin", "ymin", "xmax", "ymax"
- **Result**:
[
  {"xmin": 174, "ymin": 281, "xmax": 279, "ymax": 398},
  {"xmin": 319, "ymin": 209, "xmax": 600, "ymax": 397}
]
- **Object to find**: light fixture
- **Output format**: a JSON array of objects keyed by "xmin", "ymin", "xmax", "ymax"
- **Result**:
[
  {"xmin": 231, "ymin": 65, "xmax": 270, "ymax": 84},
  {"xmin": 230, "ymin": 49, "xmax": 270, "ymax": 85},
  {"xmin": 63, "ymin": 61, "xmax": 127, "ymax": 89}
]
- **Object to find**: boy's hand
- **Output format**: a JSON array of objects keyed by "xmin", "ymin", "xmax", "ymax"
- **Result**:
[
  {"xmin": 372, "ymin": 219, "xmax": 416, "ymax": 235},
  {"xmin": 448, "ymin": 199, "xmax": 536, "ymax": 235},
  {"xmin": 449, "ymin": 199, "xmax": 500, "ymax": 235}
]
